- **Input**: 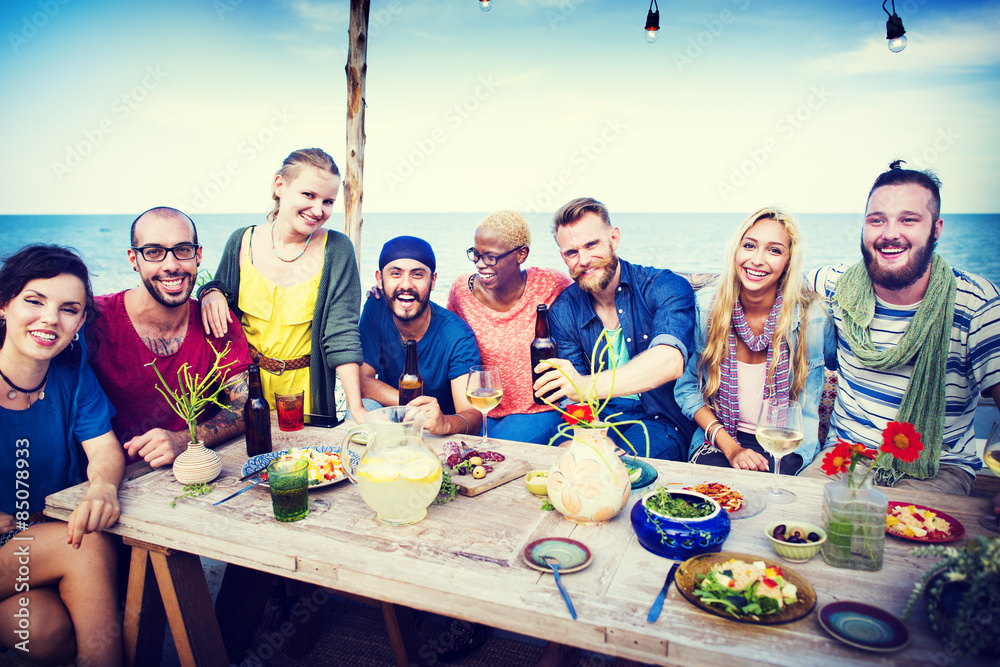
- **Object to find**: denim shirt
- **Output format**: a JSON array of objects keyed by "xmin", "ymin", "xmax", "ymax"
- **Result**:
[
  {"xmin": 673, "ymin": 286, "xmax": 837, "ymax": 466},
  {"xmin": 549, "ymin": 259, "xmax": 696, "ymax": 443}
]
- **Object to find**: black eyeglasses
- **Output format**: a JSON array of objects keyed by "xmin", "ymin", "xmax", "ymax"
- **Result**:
[
  {"xmin": 131, "ymin": 244, "xmax": 200, "ymax": 262},
  {"xmin": 466, "ymin": 245, "xmax": 524, "ymax": 267}
]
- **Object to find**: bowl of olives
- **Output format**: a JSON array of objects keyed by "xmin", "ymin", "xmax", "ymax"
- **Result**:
[{"xmin": 765, "ymin": 521, "xmax": 826, "ymax": 563}]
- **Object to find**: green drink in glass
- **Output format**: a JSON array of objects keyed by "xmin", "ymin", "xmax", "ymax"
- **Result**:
[{"xmin": 267, "ymin": 457, "xmax": 309, "ymax": 522}]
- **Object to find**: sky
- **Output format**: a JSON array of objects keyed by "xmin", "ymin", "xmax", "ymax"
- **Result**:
[{"xmin": 1, "ymin": 0, "xmax": 998, "ymax": 216}]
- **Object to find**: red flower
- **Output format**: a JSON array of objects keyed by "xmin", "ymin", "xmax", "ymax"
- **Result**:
[
  {"xmin": 562, "ymin": 404, "xmax": 594, "ymax": 426},
  {"xmin": 880, "ymin": 421, "xmax": 924, "ymax": 463},
  {"xmin": 821, "ymin": 444, "xmax": 852, "ymax": 476}
]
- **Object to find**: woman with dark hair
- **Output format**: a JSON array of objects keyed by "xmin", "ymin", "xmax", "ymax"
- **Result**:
[{"xmin": 0, "ymin": 244, "xmax": 124, "ymax": 665}]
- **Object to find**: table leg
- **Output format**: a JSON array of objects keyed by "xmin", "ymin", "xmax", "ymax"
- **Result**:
[
  {"xmin": 380, "ymin": 601, "xmax": 419, "ymax": 667},
  {"xmin": 122, "ymin": 546, "xmax": 167, "ymax": 667},
  {"xmin": 148, "ymin": 548, "xmax": 229, "ymax": 667}
]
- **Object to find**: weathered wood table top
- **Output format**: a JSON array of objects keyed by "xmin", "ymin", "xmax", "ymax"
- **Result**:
[{"xmin": 44, "ymin": 422, "xmax": 997, "ymax": 666}]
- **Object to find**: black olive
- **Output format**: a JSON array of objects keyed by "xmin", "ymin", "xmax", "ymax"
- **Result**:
[
  {"xmin": 808, "ymin": 532, "xmax": 821, "ymax": 542},
  {"xmin": 772, "ymin": 524, "xmax": 786, "ymax": 538}
]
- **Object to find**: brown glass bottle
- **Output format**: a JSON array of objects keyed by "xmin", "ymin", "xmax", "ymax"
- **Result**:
[
  {"xmin": 244, "ymin": 364, "xmax": 273, "ymax": 456},
  {"xmin": 530, "ymin": 304, "xmax": 559, "ymax": 405},
  {"xmin": 398, "ymin": 340, "xmax": 423, "ymax": 405}
]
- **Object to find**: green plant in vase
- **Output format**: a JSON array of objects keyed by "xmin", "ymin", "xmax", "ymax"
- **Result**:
[
  {"xmin": 146, "ymin": 340, "xmax": 238, "ymax": 485},
  {"xmin": 819, "ymin": 421, "xmax": 924, "ymax": 571},
  {"xmin": 539, "ymin": 330, "xmax": 650, "ymax": 525},
  {"xmin": 901, "ymin": 535, "xmax": 999, "ymax": 662}
]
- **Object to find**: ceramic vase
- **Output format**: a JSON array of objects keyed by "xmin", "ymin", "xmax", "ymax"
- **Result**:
[
  {"xmin": 547, "ymin": 427, "xmax": 630, "ymax": 525},
  {"xmin": 820, "ymin": 475, "xmax": 886, "ymax": 571},
  {"xmin": 172, "ymin": 440, "xmax": 222, "ymax": 485}
]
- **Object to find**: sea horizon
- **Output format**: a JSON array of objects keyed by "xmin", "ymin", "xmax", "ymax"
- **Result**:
[{"xmin": 2, "ymin": 212, "xmax": 999, "ymax": 305}]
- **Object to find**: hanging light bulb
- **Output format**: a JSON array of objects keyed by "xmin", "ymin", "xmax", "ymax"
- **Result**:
[
  {"xmin": 883, "ymin": 0, "xmax": 906, "ymax": 52},
  {"xmin": 644, "ymin": 0, "xmax": 660, "ymax": 43},
  {"xmin": 479, "ymin": 0, "xmax": 491, "ymax": 11}
]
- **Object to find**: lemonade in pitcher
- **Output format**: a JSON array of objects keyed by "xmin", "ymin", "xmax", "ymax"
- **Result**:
[{"xmin": 356, "ymin": 436, "xmax": 442, "ymax": 526}]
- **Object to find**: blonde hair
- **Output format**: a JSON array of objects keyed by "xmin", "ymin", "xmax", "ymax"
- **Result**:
[
  {"xmin": 267, "ymin": 148, "xmax": 340, "ymax": 222},
  {"xmin": 698, "ymin": 207, "xmax": 816, "ymax": 406},
  {"xmin": 476, "ymin": 210, "xmax": 531, "ymax": 250}
]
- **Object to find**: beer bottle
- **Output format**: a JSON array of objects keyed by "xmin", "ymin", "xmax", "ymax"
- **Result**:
[
  {"xmin": 530, "ymin": 304, "xmax": 559, "ymax": 405},
  {"xmin": 398, "ymin": 340, "xmax": 423, "ymax": 405},
  {"xmin": 245, "ymin": 364, "xmax": 273, "ymax": 456}
]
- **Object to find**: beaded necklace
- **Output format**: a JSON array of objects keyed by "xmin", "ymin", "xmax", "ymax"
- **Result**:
[{"xmin": 270, "ymin": 223, "xmax": 314, "ymax": 263}]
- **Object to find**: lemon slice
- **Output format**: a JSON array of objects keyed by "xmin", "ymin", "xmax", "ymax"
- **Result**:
[
  {"xmin": 358, "ymin": 460, "xmax": 399, "ymax": 483},
  {"xmin": 401, "ymin": 459, "xmax": 441, "ymax": 484}
]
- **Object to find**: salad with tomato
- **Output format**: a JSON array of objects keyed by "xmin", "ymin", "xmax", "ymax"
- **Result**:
[
  {"xmin": 693, "ymin": 558, "xmax": 799, "ymax": 619},
  {"xmin": 260, "ymin": 448, "xmax": 344, "ymax": 486}
]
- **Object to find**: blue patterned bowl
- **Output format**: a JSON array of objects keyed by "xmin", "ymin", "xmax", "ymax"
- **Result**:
[{"xmin": 630, "ymin": 489, "xmax": 731, "ymax": 560}]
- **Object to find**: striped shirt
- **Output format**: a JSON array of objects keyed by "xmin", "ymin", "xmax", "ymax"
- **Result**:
[{"xmin": 809, "ymin": 264, "xmax": 1000, "ymax": 475}]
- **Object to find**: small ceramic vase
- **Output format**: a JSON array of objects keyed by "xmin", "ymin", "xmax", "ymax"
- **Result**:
[
  {"xmin": 547, "ymin": 427, "xmax": 630, "ymax": 525},
  {"xmin": 172, "ymin": 440, "xmax": 222, "ymax": 485}
]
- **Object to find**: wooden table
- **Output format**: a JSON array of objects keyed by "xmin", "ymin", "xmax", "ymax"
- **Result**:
[{"xmin": 44, "ymin": 422, "xmax": 997, "ymax": 666}]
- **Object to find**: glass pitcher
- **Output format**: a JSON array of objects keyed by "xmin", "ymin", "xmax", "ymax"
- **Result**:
[{"xmin": 340, "ymin": 406, "xmax": 443, "ymax": 526}]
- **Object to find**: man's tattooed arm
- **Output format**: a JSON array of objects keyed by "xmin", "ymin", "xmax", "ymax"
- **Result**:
[{"xmin": 195, "ymin": 370, "xmax": 249, "ymax": 447}]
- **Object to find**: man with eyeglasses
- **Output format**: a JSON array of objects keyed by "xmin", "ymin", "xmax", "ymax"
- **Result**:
[
  {"xmin": 534, "ymin": 197, "xmax": 696, "ymax": 460},
  {"xmin": 90, "ymin": 206, "xmax": 251, "ymax": 467}
]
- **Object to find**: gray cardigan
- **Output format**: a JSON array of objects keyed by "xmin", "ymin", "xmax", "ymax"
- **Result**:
[{"xmin": 199, "ymin": 226, "xmax": 363, "ymax": 421}]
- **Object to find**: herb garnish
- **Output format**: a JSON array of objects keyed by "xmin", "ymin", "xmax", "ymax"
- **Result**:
[{"xmin": 645, "ymin": 486, "xmax": 713, "ymax": 518}]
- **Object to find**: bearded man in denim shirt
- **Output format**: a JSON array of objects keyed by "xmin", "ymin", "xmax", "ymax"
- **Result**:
[{"xmin": 534, "ymin": 197, "xmax": 696, "ymax": 460}]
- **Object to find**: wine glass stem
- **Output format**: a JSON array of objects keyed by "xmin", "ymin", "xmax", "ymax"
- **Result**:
[
  {"xmin": 771, "ymin": 454, "xmax": 783, "ymax": 493},
  {"xmin": 480, "ymin": 409, "xmax": 489, "ymax": 446}
]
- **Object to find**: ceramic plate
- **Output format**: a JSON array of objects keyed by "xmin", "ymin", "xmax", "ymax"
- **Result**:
[
  {"xmin": 241, "ymin": 445, "xmax": 359, "ymax": 489},
  {"xmin": 522, "ymin": 538, "xmax": 593, "ymax": 574},
  {"xmin": 663, "ymin": 477, "xmax": 766, "ymax": 520},
  {"xmin": 674, "ymin": 551, "xmax": 816, "ymax": 625},
  {"xmin": 627, "ymin": 459, "xmax": 659, "ymax": 490},
  {"xmin": 886, "ymin": 501, "xmax": 965, "ymax": 543},
  {"xmin": 818, "ymin": 601, "xmax": 910, "ymax": 652}
]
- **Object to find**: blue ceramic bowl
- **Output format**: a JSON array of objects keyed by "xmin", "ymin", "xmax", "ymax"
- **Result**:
[{"xmin": 630, "ymin": 489, "xmax": 731, "ymax": 560}]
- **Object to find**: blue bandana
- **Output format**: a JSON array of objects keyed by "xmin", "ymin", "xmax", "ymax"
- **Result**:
[{"xmin": 378, "ymin": 236, "xmax": 436, "ymax": 273}]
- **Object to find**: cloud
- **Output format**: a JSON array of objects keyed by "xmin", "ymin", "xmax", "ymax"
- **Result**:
[
  {"xmin": 802, "ymin": 6, "xmax": 1000, "ymax": 75},
  {"xmin": 281, "ymin": 0, "xmax": 349, "ymax": 32}
]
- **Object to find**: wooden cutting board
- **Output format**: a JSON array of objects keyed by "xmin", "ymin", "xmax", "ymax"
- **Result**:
[{"xmin": 447, "ymin": 457, "xmax": 531, "ymax": 497}]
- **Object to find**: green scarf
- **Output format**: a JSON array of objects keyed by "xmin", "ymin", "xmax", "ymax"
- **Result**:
[{"xmin": 833, "ymin": 253, "xmax": 957, "ymax": 483}]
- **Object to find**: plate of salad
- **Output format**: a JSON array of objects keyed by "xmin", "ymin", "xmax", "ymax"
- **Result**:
[
  {"xmin": 242, "ymin": 446, "xmax": 358, "ymax": 489},
  {"xmin": 675, "ymin": 552, "xmax": 816, "ymax": 624}
]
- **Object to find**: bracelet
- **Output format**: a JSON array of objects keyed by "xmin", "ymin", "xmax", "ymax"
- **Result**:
[
  {"xmin": 707, "ymin": 422, "xmax": 724, "ymax": 446},
  {"xmin": 455, "ymin": 413, "xmax": 470, "ymax": 435},
  {"xmin": 704, "ymin": 419, "xmax": 721, "ymax": 435}
]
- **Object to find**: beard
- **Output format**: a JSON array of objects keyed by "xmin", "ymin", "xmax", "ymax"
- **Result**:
[
  {"xmin": 386, "ymin": 286, "xmax": 431, "ymax": 323},
  {"xmin": 861, "ymin": 230, "xmax": 936, "ymax": 292},
  {"xmin": 142, "ymin": 271, "xmax": 194, "ymax": 308},
  {"xmin": 573, "ymin": 253, "xmax": 619, "ymax": 293}
]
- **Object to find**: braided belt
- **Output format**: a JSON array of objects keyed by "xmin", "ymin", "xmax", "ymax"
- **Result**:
[{"xmin": 249, "ymin": 345, "xmax": 310, "ymax": 376}]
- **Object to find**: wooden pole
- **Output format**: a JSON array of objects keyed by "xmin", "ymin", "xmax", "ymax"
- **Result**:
[{"xmin": 345, "ymin": 0, "xmax": 370, "ymax": 270}]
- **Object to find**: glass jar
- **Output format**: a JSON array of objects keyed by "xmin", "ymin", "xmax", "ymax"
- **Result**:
[{"xmin": 821, "ymin": 475, "xmax": 886, "ymax": 571}]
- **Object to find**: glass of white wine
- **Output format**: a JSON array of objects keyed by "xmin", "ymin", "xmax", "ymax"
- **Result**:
[
  {"xmin": 978, "ymin": 421, "xmax": 1000, "ymax": 533},
  {"xmin": 466, "ymin": 365, "xmax": 503, "ymax": 448},
  {"xmin": 755, "ymin": 398, "xmax": 803, "ymax": 505}
]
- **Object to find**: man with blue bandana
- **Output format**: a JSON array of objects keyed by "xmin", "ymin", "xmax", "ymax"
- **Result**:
[{"xmin": 359, "ymin": 236, "xmax": 483, "ymax": 436}]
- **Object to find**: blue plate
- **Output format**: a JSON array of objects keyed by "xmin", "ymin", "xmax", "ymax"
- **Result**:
[
  {"xmin": 818, "ymin": 601, "xmax": 909, "ymax": 652},
  {"xmin": 522, "ymin": 538, "xmax": 593, "ymax": 574},
  {"xmin": 241, "ymin": 445, "xmax": 359, "ymax": 489},
  {"xmin": 627, "ymin": 459, "xmax": 658, "ymax": 490}
]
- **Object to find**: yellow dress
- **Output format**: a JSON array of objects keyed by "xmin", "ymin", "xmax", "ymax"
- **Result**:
[{"xmin": 238, "ymin": 235, "xmax": 324, "ymax": 414}]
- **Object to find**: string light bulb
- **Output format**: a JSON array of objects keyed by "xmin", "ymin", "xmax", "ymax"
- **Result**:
[
  {"xmin": 479, "ymin": 0, "xmax": 491, "ymax": 12},
  {"xmin": 883, "ymin": 0, "xmax": 906, "ymax": 53},
  {"xmin": 644, "ymin": 0, "xmax": 660, "ymax": 43}
]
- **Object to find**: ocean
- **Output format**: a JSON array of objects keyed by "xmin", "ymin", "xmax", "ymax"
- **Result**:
[{"xmin": 1, "ymin": 212, "xmax": 998, "ymax": 303}]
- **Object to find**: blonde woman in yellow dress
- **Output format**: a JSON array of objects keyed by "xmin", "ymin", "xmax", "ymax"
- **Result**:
[{"xmin": 199, "ymin": 147, "xmax": 366, "ymax": 423}]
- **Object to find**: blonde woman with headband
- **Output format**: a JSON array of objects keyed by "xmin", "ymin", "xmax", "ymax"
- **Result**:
[
  {"xmin": 674, "ymin": 207, "xmax": 834, "ymax": 473},
  {"xmin": 447, "ymin": 210, "xmax": 571, "ymax": 443}
]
